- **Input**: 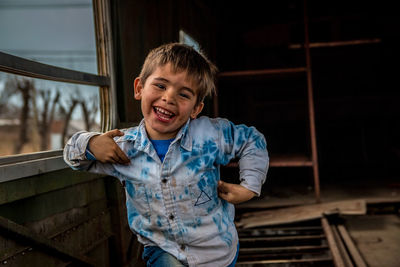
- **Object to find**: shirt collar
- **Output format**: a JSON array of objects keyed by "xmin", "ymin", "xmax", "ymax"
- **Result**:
[
  {"xmin": 121, "ymin": 118, "xmax": 193, "ymax": 152},
  {"xmin": 173, "ymin": 119, "xmax": 192, "ymax": 151}
]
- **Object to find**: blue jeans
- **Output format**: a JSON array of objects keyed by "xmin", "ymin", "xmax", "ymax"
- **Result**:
[{"xmin": 143, "ymin": 243, "xmax": 240, "ymax": 267}]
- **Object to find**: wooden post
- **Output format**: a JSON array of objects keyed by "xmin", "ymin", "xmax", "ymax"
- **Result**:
[{"xmin": 303, "ymin": 0, "xmax": 321, "ymax": 203}]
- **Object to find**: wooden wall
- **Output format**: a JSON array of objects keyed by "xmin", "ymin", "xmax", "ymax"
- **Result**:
[
  {"xmin": 110, "ymin": 0, "xmax": 217, "ymax": 124},
  {"xmin": 0, "ymin": 168, "xmax": 144, "ymax": 266}
]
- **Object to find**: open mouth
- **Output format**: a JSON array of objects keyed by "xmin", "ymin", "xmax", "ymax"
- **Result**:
[{"xmin": 153, "ymin": 106, "xmax": 175, "ymax": 122}]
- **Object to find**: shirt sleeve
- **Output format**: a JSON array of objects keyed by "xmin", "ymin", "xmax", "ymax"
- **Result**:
[
  {"xmin": 216, "ymin": 119, "xmax": 269, "ymax": 196},
  {"xmin": 63, "ymin": 130, "xmax": 116, "ymax": 175}
]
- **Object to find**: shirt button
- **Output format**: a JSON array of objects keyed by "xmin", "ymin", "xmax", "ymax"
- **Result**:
[
  {"xmin": 169, "ymin": 214, "xmax": 174, "ymax": 220},
  {"xmin": 180, "ymin": 244, "xmax": 185, "ymax": 250},
  {"xmin": 162, "ymin": 178, "xmax": 167, "ymax": 183}
]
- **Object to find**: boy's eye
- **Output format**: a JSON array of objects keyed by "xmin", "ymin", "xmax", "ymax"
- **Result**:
[
  {"xmin": 155, "ymin": 84, "xmax": 165, "ymax": 89},
  {"xmin": 180, "ymin": 93, "xmax": 190, "ymax": 99}
]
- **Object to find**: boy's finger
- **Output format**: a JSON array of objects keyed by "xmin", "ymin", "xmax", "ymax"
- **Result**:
[
  {"xmin": 106, "ymin": 129, "xmax": 124, "ymax": 138},
  {"xmin": 116, "ymin": 148, "xmax": 130, "ymax": 164},
  {"xmin": 218, "ymin": 191, "xmax": 228, "ymax": 200},
  {"xmin": 218, "ymin": 180, "xmax": 231, "ymax": 192}
]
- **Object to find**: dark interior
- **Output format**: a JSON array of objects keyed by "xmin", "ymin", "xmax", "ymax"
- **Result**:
[{"xmin": 111, "ymin": 0, "xmax": 400, "ymax": 199}]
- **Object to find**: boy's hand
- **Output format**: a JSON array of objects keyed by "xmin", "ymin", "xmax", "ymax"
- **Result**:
[
  {"xmin": 217, "ymin": 181, "xmax": 256, "ymax": 204},
  {"xmin": 88, "ymin": 129, "xmax": 130, "ymax": 164}
]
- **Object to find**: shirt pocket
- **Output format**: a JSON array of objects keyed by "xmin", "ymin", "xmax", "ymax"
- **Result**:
[
  {"xmin": 189, "ymin": 176, "xmax": 219, "ymax": 217},
  {"xmin": 125, "ymin": 180, "xmax": 151, "ymax": 218}
]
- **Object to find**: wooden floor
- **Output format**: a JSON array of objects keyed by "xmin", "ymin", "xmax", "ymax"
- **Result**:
[
  {"xmin": 237, "ymin": 176, "xmax": 400, "ymax": 210},
  {"xmin": 235, "ymin": 176, "xmax": 400, "ymax": 267},
  {"xmin": 345, "ymin": 214, "xmax": 400, "ymax": 267}
]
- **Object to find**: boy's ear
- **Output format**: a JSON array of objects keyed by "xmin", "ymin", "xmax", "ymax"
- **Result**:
[
  {"xmin": 190, "ymin": 102, "xmax": 204, "ymax": 119},
  {"xmin": 134, "ymin": 77, "xmax": 143, "ymax": 100}
]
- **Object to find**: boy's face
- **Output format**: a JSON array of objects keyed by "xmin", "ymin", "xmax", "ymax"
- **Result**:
[{"xmin": 134, "ymin": 63, "xmax": 204, "ymax": 140}]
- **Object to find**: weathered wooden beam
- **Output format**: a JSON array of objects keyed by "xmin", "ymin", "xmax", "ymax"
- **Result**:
[
  {"xmin": 237, "ymin": 199, "xmax": 366, "ymax": 228},
  {"xmin": 0, "ymin": 52, "xmax": 109, "ymax": 87},
  {"xmin": 289, "ymin": 38, "xmax": 382, "ymax": 49},
  {"xmin": 321, "ymin": 217, "xmax": 346, "ymax": 267},
  {"xmin": 0, "ymin": 209, "xmax": 112, "ymax": 262},
  {"xmin": 331, "ymin": 224, "xmax": 354, "ymax": 267},
  {"xmin": 0, "ymin": 216, "xmax": 97, "ymax": 266},
  {"xmin": 219, "ymin": 67, "xmax": 307, "ymax": 77},
  {"xmin": 337, "ymin": 225, "xmax": 368, "ymax": 267},
  {"xmin": 303, "ymin": 0, "xmax": 320, "ymax": 203},
  {"xmin": 240, "ymin": 234, "xmax": 325, "ymax": 242},
  {"xmin": 0, "ymin": 169, "xmax": 105, "ymax": 205},
  {"xmin": 236, "ymin": 257, "xmax": 332, "ymax": 265},
  {"xmin": 239, "ymin": 244, "xmax": 329, "ymax": 253}
]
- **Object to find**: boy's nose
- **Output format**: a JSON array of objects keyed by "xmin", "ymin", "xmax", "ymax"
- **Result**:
[{"xmin": 161, "ymin": 89, "xmax": 176, "ymax": 105}]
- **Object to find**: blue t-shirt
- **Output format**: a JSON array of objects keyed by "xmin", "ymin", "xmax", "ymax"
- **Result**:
[
  {"xmin": 86, "ymin": 139, "xmax": 174, "ymax": 162},
  {"xmin": 150, "ymin": 139, "xmax": 174, "ymax": 162}
]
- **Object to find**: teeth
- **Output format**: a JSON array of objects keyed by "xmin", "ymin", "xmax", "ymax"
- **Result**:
[{"xmin": 155, "ymin": 107, "xmax": 174, "ymax": 116}]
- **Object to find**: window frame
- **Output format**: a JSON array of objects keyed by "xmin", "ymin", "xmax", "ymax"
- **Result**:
[{"xmin": 0, "ymin": 0, "xmax": 116, "ymax": 182}]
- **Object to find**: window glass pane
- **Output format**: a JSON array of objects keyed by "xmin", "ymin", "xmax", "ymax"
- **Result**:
[
  {"xmin": 0, "ymin": 72, "xmax": 100, "ymax": 157},
  {"xmin": 0, "ymin": 0, "xmax": 97, "ymax": 74}
]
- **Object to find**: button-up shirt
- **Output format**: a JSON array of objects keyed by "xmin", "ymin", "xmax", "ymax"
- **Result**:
[{"xmin": 64, "ymin": 116, "xmax": 269, "ymax": 267}]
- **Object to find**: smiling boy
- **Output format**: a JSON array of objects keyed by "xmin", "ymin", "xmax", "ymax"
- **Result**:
[
  {"xmin": 64, "ymin": 43, "xmax": 269, "ymax": 267},
  {"xmin": 135, "ymin": 62, "xmax": 203, "ymax": 140}
]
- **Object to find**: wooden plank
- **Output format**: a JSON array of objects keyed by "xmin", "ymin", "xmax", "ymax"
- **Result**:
[
  {"xmin": 0, "ymin": 155, "xmax": 68, "ymax": 183},
  {"xmin": 240, "ymin": 234, "xmax": 325, "ymax": 242},
  {"xmin": 331, "ymin": 225, "xmax": 354, "ymax": 267},
  {"xmin": 240, "ymin": 244, "xmax": 329, "ymax": 253},
  {"xmin": 239, "ymin": 226, "xmax": 322, "ymax": 233},
  {"xmin": 0, "ymin": 216, "xmax": 96, "ymax": 266},
  {"xmin": 219, "ymin": 67, "xmax": 307, "ymax": 77},
  {"xmin": 303, "ymin": 0, "xmax": 320, "ymax": 203},
  {"xmin": 0, "ymin": 179, "xmax": 108, "ymax": 224},
  {"xmin": 337, "ymin": 225, "xmax": 368, "ymax": 267},
  {"xmin": 0, "ymin": 150, "xmax": 62, "ymax": 165},
  {"xmin": 236, "ymin": 199, "xmax": 366, "ymax": 228},
  {"xmin": 321, "ymin": 217, "xmax": 346, "ymax": 267},
  {"xmin": 0, "ymin": 51, "xmax": 110, "ymax": 87},
  {"xmin": 236, "ymin": 257, "xmax": 333, "ymax": 265},
  {"xmin": 288, "ymin": 38, "xmax": 382, "ymax": 49},
  {"xmin": 226, "ymin": 154, "xmax": 313, "ymax": 168},
  {"xmin": 0, "ymin": 209, "xmax": 112, "ymax": 261},
  {"xmin": 0, "ymin": 169, "xmax": 105, "ymax": 205},
  {"xmin": 270, "ymin": 154, "xmax": 313, "ymax": 167}
]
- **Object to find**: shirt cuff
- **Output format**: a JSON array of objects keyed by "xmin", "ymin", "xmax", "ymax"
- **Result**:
[{"xmin": 85, "ymin": 147, "xmax": 97, "ymax": 161}]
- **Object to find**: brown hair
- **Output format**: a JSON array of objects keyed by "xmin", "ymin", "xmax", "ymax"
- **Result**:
[{"xmin": 139, "ymin": 43, "xmax": 217, "ymax": 105}]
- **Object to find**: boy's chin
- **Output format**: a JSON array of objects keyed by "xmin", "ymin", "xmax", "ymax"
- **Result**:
[{"xmin": 146, "ymin": 125, "xmax": 180, "ymax": 139}]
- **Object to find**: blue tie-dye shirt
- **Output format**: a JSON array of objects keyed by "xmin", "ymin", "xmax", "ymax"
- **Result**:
[{"xmin": 64, "ymin": 116, "xmax": 269, "ymax": 267}]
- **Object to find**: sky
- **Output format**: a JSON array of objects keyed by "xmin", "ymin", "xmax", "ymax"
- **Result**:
[
  {"xmin": 0, "ymin": 0, "xmax": 97, "ymax": 73},
  {"xmin": 0, "ymin": 0, "xmax": 100, "ymax": 123}
]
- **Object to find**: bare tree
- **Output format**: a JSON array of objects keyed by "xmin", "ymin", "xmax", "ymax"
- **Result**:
[
  {"xmin": 80, "ymin": 94, "xmax": 99, "ymax": 131},
  {"xmin": 59, "ymin": 94, "xmax": 79, "ymax": 147},
  {"xmin": 0, "ymin": 77, "xmax": 18, "ymax": 115},
  {"xmin": 33, "ymin": 89, "xmax": 60, "ymax": 150},
  {"xmin": 4, "ymin": 76, "xmax": 61, "ymax": 153},
  {"xmin": 13, "ymin": 79, "xmax": 34, "ymax": 154}
]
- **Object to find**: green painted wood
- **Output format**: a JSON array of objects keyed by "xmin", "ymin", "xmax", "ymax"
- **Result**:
[
  {"xmin": 0, "ymin": 168, "xmax": 106, "ymax": 205},
  {"xmin": 1, "ymin": 203, "xmax": 111, "ymax": 261},
  {"xmin": 0, "ymin": 215, "xmax": 97, "ymax": 266},
  {"xmin": 0, "ymin": 179, "xmax": 108, "ymax": 224}
]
